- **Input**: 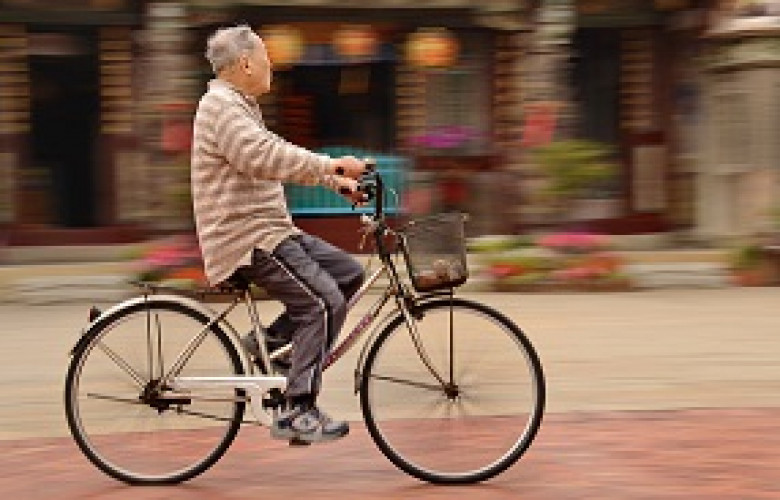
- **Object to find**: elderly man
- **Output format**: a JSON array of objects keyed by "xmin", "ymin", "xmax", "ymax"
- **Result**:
[{"xmin": 191, "ymin": 25, "xmax": 367, "ymax": 443}]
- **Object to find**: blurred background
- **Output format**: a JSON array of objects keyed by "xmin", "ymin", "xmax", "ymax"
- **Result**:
[
  {"xmin": 0, "ymin": 4, "xmax": 779, "ymax": 494},
  {"xmin": 0, "ymin": 0, "xmax": 779, "ymax": 293}
]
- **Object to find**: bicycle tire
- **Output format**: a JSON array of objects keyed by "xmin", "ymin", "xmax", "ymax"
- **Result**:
[
  {"xmin": 359, "ymin": 297, "xmax": 545, "ymax": 484},
  {"xmin": 64, "ymin": 297, "xmax": 245, "ymax": 484}
]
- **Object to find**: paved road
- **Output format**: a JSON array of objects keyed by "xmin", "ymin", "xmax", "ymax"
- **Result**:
[{"xmin": 1, "ymin": 288, "xmax": 779, "ymax": 498}]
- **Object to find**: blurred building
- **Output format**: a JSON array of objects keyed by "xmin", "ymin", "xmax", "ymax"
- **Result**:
[
  {"xmin": 0, "ymin": 0, "xmax": 778, "ymax": 248},
  {"xmin": 695, "ymin": 0, "xmax": 780, "ymax": 238},
  {"xmin": 0, "ymin": 0, "xmax": 144, "ymax": 245}
]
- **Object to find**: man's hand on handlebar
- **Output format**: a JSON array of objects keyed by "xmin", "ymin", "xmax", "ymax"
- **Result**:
[
  {"xmin": 330, "ymin": 156, "xmax": 367, "ymax": 179},
  {"xmin": 334, "ymin": 176, "xmax": 369, "ymax": 206}
]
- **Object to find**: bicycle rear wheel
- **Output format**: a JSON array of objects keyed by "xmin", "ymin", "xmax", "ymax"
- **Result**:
[
  {"xmin": 64, "ymin": 297, "xmax": 245, "ymax": 484},
  {"xmin": 360, "ymin": 297, "xmax": 545, "ymax": 484}
]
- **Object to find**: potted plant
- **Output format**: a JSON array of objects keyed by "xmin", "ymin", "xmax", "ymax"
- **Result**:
[
  {"xmin": 528, "ymin": 140, "xmax": 618, "ymax": 225},
  {"xmin": 471, "ymin": 231, "xmax": 633, "ymax": 292},
  {"xmin": 729, "ymin": 243, "xmax": 772, "ymax": 286},
  {"xmin": 130, "ymin": 235, "xmax": 207, "ymax": 289}
]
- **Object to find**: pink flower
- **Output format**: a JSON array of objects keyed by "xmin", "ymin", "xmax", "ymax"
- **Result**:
[
  {"xmin": 408, "ymin": 126, "xmax": 481, "ymax": 150},
  {"xmin": 489, "ymin": 264, "xmax": 524, "ymax": 279},
  {"xmin": 537, "ymin": 232, "xmax": 609, "ymax": 252},
  {"xmin": 137, "ymin": 236, "xmax": 202, "ymax": 271}
]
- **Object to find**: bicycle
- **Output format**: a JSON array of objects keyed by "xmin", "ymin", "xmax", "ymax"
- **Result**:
[{"xmin": 64, "ymin": 164, "xmax": 546, "ymax": 485}]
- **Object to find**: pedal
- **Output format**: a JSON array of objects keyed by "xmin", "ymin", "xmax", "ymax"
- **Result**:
[
  {"xmin": 88, "ymin": 306, "xmax": 102, "ymax": 322},
  {"xmin": 288, "ymin": 437, "xmax": 311, "ymax": 447},
  {"xmin": 262, "ymin": 388, "xmax": 286, "ymax": 409}
]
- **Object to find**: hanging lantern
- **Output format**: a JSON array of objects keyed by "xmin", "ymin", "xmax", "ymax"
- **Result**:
[
  {"xmin": 333, "ymin": 24, "xmax": 379, "ymax": 59},
  {"xmin": 405, "ymin": 27, "xmax": 459, "ymax": 68},
  {"xmin": 262, "ymin": 25, "xmax": 304, "ymax": 67}
]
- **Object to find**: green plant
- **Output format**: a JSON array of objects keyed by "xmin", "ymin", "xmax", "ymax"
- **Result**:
[
  {"xmin": 467, "ymin": 235, "xmax": 530, "ymax": 254},
  {"xmin": 769, "ymin": 205, "xmax": 780, "ymax": 231},
  {"xmin": 730, "ymin": 244, "xmax": 764, "ymax": 270},
  {"xmin": 529, "ymin": 140, "xmax": 617, "ymax": 221},
  {"xmin": 476, "ymin": 230, "xmax": 633, "ymax": 291}
]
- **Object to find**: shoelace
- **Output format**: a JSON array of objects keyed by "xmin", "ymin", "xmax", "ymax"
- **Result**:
[{"xmin": 309, "ymin": 407, "xmax": 334, "ymax": 425}]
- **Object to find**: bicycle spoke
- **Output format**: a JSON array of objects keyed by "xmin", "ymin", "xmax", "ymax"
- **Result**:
[
  {"xmin": 448, "ymin": 301, "xmax": 454, "ymax": 386},
  {"xmin": 146, "ymin": 306, "xmax": 153, "ymax": 382},
  {"xmin": 86, "ymin": 392, "xmax": 143, "ymax": 406},
  {"xmin": 367, "ymin": 373, "xmax": 444, "ymax": 392},
  {"xmin": 403, "ymin": 310, "xmax": 447, "ymax": 387},
  {"xmin": 86, "ymin": 393, "xmax": 247, "ymax": 426},
  {"xmin": 175, "ymin": 408, "xmax": 244, "ymax": 423},
  {"xmin": 155, "ymin": 313, "xmax": 164, "ymax": 380},
  {"xmin": 95, "ymin": 341, "xmax": 147, "ymax": 388}
]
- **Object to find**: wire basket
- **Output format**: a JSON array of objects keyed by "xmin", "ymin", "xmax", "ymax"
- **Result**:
[{"xmin": 400, "ymin": 212, "xmax": 469, "ymax": 293}]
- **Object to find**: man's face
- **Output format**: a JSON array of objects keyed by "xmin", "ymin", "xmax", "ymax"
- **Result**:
[{"xmin": 241, "ymin": 35, "xmax": 272, "ymax": 96}]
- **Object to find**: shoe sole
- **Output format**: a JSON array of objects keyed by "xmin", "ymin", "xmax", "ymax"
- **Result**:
[{"xmin": 270, "ymin": 425, "xmax": 349, "ymax": 444}]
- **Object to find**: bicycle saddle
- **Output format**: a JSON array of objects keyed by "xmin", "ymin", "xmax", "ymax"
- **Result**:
[{"xmin": 216, "ymin": 272, "xmax": 252, "ymax": 293}]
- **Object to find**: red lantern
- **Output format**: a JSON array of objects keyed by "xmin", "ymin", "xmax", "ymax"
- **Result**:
[
  {"xmin": 406, "ymin": 28, "xmax": 459, "ymax": 68},
  {"xmin": 333, "ymin": 24, "xmax": 378, "ymax": 59},
  {"xmin": 262, "ymin": 25, "xmax": 304, "ymax": 67}
]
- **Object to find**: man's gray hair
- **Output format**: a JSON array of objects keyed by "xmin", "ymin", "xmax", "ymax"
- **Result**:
[{"xmin": 205, "ymin": 25, "xmax": 258, "ymax": 74}]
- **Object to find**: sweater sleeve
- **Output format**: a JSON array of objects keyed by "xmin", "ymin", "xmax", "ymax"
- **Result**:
[{"xmin": 212, "ymin": 96, "xmax": 332, "ymax": 186}]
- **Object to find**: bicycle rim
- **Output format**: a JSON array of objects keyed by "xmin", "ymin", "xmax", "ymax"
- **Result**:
[
  {"xmin": 65, "ymin": 299, "xmax": 245, "ymax": 484},
  {"xmin": 360, "ymin": 298, "xmax": 545, "ymax": 484}
]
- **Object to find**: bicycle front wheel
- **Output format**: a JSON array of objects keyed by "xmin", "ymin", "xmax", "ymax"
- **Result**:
[
  {"xmin": 64, "ymin": 297, "xmax": 245, "ymax": 484},
  {"xmin": 360, "ymin": 297, "xmax": 545, "ymax": 484}
]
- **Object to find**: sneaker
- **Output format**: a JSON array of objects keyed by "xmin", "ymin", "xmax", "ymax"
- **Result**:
[{"xmin": 270, "ymin": 404, "xmax": 349, "ymax": 444}]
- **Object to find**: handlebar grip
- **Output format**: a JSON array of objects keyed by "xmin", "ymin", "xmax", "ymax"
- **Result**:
[{"xmin": 340, "ymin": 186, "xmax": 372, "ymax": 205}]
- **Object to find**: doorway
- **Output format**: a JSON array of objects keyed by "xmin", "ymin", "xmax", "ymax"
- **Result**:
[
  {"xmin": 28, "ymin": 30, "xmax": 99, "ymax": 227},
  {"xmin": 571, "ymin": 28, "xmax": 620, "ymax": 147}
]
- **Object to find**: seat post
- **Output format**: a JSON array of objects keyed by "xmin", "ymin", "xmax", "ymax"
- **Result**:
[{"xmin": 243, "ymin": 289, "xmax": 273, "ymax": 374}]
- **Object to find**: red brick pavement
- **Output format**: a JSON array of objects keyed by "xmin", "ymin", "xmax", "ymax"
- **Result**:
[{"xmin": 1, "ymin": 408, "xmax": 779, "ymax": 500}]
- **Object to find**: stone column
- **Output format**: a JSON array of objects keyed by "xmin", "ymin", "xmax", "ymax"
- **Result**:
[
  {"xmin": 99, "ymin": 26, "xmax": 138, "ymax": 226},
  {"xmin": 698, "ymin": 14, "xmax": 780, "ymax": 238},
  {"xmin": 395, "ymin": 61, "xmax": 427, "ymax": 156},
  {"xmin": 518, "ymin": 0, "xmax": 576, "ymax": 227},
  {"xmin": 492, "ymin": 30, "xmax": 528, "ymax": 232},
  {"xmin": 141, "ymin": 1, "xmax": 196, "ymax": 232}
]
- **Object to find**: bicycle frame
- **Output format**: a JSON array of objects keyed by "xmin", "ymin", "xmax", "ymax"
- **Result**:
[
  {"xmin": 147, "ymin": 167, "xmax": 447, "ymax": 427},
  {"xmin": 161, "ymin": 263, "xmax": 384, "ymax": 425},
  {"xmin": 163, "ymin": 248, "xmax": 450, "ymax": 428}
]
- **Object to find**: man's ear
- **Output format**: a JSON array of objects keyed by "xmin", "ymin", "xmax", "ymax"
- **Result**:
[{"xmin": 240, "ymin": 54, "xmax": 251, "ymax": 74}]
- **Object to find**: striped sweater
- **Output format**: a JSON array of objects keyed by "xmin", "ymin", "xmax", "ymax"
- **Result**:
[{"xmin": 191, "ymin": 79, "xmax": 336, "ymax": 285}]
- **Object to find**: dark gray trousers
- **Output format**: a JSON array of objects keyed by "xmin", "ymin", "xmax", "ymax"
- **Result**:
[{"xmin": 238, "ymin": 234, "xmax": 363, "ymax": 399}]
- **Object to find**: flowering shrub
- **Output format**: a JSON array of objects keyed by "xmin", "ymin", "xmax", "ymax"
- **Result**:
[
  {"xmin": 536, "ymin": 232, "xmax": 610, "ymax": 253},
  {"xmin": 130, "ymin": 235, "xmax": 207, "ymax": 288},
  {"xmin": 473, "ymin": 232, "xmax": 632, "ymax": 291}
]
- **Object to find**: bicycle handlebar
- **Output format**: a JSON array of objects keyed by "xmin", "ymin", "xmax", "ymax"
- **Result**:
[
  {"xmin": 337, "ymin": 158, "xmax": 384, "ymax": 218},
  {"xmin": 360, "ymin": 159, "xmax": 383, "ymax": 218}
]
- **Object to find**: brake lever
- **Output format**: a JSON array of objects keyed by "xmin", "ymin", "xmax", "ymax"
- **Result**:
[{"xmin": 358, "ymin": 214, "xmax": 379, "ymax": 251}]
